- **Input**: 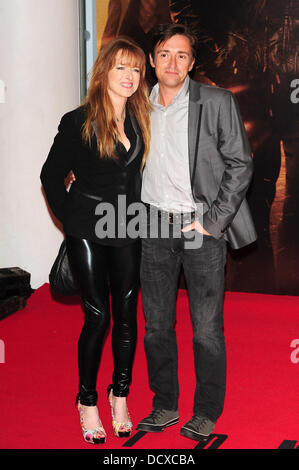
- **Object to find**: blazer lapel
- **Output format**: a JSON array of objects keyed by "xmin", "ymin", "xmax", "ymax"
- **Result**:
[
  {"xmin": 125, "ymin": 111, "xmax": 142, "ymax": 166},
  {"xmin": 91, "ymin": 114, "xmax": 142, "ymax": 166},
  {"xmin": 188, "ymin": 80, "xmax": 203, "ymax": 187},
  {"xmin": 91, "ymin": 120, "xmax": 100, "ymax": 154}
]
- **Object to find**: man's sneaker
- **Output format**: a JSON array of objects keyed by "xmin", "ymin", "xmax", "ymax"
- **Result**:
[
  {"xmin": 137, "ymin": 409, "xmax": 179, "ymax": 432},
  {"xmin": 180, "ymin": 415, "xmax": 215, "ymax": 441}
]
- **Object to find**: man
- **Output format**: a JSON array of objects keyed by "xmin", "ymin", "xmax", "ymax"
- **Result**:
[{"xmin": 137, "ymin": 23, "xmax": 257, "ymax": 441}]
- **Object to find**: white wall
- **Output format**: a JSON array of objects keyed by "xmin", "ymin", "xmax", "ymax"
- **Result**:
[{"xmin": 0, "ymin": 0, "xmax": 80, "ymax": 288}]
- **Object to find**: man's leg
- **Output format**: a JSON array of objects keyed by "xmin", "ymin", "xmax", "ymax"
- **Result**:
[
  {"xmin": 138, "ymin": 234, "xmax": 182, "ymax": 431},
  {"xmin": 181, "ymin": 235, "xmax": 227, "ymax": 439}
]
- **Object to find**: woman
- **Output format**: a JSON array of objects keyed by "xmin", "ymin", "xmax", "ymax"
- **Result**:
[{"xmin": 40, "ymin": 37, "xmax": 151, "ymax": 444}]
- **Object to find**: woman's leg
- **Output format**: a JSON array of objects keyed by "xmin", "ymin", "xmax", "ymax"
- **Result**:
[
  {"xmin": 108, "ymin": 240, "xmax": 141, "ymax": 430},
  {"xmin": 65, "ymin": 236, "xmax": 110, "ymax": 406},
  {"xmin": 109, "ymin": 240, "xmax": 141, "ymax": 397}
]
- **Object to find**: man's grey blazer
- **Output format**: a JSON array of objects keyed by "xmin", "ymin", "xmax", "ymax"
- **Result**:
[{"xmin": 187, "ymin": 78, "xmax": 257, "ymax": 249}]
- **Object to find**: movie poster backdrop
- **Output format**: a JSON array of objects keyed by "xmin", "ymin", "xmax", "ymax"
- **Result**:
[{"xmin": 95, "ymin": 0, "xmax": 299, "ymax": 295}]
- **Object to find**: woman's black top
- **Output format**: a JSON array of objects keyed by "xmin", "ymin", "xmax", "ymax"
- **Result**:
[{"xmin": 40, "ymin": 106, "xmax": 144, "ymax": 246}]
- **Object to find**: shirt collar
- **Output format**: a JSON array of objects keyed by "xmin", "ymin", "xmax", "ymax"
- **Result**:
[{"xmin": 150, "ymin": 75, "xmax": 190, "ymax": 106}]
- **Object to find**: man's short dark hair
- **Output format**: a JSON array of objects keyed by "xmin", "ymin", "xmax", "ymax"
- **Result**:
[{"xmin": 148, "ymin": 23, "xmax": 198, "ymax": 59}]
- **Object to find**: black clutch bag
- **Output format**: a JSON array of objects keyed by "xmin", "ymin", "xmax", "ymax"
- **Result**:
[{"xmin": 49, "ymin": 240, "xmax": 78, "ymax": 296}]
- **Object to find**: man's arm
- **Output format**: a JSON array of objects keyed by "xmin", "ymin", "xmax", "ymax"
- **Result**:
[
  {"xmin": 183, "ymin": 90, "xmax": 253, "ymax": 237},
  {"xmin": 202, "ymin": 91, "xmax": 253, "ymax": 239}
]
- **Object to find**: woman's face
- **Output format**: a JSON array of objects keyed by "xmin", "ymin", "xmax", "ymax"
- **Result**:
[{"xmin": 107, "ymin": 50, "xmax": 141, "ymax": 101}]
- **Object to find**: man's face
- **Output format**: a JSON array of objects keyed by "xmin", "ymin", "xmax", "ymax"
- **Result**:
[{"xmin": 150, "ymin": 34, "xmax": 195, "ymax": 91}]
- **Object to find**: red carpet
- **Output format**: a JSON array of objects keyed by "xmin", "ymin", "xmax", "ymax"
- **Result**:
[{"xmin": 0, "ymin": 284, "xmax": 299, "ymax": 450}]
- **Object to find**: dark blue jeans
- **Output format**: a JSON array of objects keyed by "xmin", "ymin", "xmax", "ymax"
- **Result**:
[{"xmin": 140, "ymin": 225, "xmax": 227, "ymax": 423}]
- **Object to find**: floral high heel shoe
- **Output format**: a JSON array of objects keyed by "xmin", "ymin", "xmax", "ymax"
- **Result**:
[
  {"xmin": 107, "ymin": 385, "xmax": 133, "ymax": 438},
  {"xmin": 76, "ymin": 396, "xmax": 106, "ymax": 444}
]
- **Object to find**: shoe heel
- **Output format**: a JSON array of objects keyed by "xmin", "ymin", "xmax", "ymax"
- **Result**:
[
  {"xmin": 77, "ymin": 399, "xmax": 106, "ymax": 444},
  {"xmin": 107, "ymin": 385, "xmax": 132, "ymax": 438}
]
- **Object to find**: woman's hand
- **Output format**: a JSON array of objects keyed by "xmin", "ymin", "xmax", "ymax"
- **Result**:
[{"xmin": 64, "ymin": 170, "xmax": 76, "ymax": 188}]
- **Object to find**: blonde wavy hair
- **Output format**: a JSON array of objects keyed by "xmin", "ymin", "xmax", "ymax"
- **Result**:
[{"xmin": 82, "ymin": 37, "xmax": 151, "ymax": 167}]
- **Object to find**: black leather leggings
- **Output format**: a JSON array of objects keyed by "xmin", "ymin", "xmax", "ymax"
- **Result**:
[{"xmin": 65, "ymin": 235, "xmax": 141, "ymax": 406}]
